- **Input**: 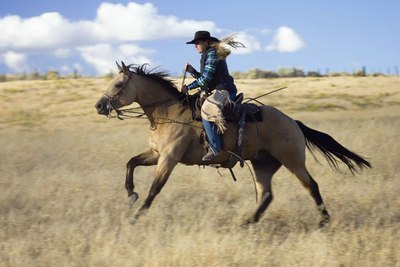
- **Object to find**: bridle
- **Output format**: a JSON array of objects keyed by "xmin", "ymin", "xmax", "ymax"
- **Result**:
[
  {"xmin": 103, "ymin": 70, "xmax": 188, "ymax": 120},
  {"xmin": 103, "ymin": 71, "xmax": 133, "ymax": 119}
]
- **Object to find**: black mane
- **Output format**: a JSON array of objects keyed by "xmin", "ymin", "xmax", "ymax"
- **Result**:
[{"xmin": 129, "ymin": 64, "xmax": 182, "ymax": 96}]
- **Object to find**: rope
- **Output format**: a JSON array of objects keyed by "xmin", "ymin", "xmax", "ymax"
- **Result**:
[
  {"xmin": 243, "ymin": 86, "xmax": 287, "ymax": 104},
  {"xmin": 225, "ymin": 150, "xmax": 258, "ymax": 203}
]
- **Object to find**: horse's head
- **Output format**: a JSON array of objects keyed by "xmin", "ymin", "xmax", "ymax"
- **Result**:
[
  {"xmin": 96, "ymin": 62, "xmax": 184, "ymax": 118},
  {"xmin": 95, "ymin": 61, "xmax": 136, "ymax": 116}
]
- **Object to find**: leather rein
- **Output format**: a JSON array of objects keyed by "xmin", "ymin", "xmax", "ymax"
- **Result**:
[{"xmin": 103, "ymin": 71, "xmax": 193, "ymax": 125}]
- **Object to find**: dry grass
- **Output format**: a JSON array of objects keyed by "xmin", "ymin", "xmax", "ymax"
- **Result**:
[{"xmin": 1, "ymin": 76, "xmax": 399, "ymax": 266}]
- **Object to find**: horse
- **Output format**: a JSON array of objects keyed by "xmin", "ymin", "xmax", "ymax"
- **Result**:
[{"xmin": 95, "ymin": 61, "xmax": 371, "ymax": 226}]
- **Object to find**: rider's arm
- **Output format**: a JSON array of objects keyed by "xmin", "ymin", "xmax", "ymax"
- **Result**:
[{"xmin": 187, "ymin": 49, "xmax": 217, "ymax": 90}]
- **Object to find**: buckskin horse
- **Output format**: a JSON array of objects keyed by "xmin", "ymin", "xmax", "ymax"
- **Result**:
[{"xmin": 95, "ymin": 62, "xmax": 371, "ymax": 226}]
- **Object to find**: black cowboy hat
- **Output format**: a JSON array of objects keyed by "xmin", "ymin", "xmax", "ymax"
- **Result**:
[{"xmin": 186, "ymin": 31, "xmax": 220, "ymax": 44}]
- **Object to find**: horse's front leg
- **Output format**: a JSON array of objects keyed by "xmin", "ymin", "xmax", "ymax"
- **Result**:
[
  {"xmin": 126, "ymin": 149, "xmax": 159, "ymax": 205},
  {"xmin": 134, "ymin": 152, "xmax": 180, "ymax": 219}
]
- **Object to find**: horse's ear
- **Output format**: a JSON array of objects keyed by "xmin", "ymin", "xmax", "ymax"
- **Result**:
[
  {"xmin": 121, "ymin": 61, "xmax": 129, "ymax": 75},
  {"xmin": 116, "ymin": 61, "xmax": 122, "ymax": 72}
]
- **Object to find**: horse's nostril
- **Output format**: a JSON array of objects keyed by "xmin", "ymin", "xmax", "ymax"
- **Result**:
[{"xmin": 96, "ymin": 103, "xmax": 103, "ymax": 110}]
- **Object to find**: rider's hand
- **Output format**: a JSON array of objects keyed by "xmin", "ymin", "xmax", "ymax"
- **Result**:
[{"xmin": 181, "ymin": 85, "xmax": 188, "ymax": 94}]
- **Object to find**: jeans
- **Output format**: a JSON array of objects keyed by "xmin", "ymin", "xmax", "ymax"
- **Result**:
[
  {"xmin": 202, "ymin": 118, "xmax": 221, "ymax": 153},
  {"xmin": 203, "ymin": 90, "xmax": 236, "ymax": 154}
]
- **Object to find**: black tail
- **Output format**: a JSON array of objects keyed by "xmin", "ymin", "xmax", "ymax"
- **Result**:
[{"xmin": 296, "ymin": 120, "xmax": 371, "ymax": 174}]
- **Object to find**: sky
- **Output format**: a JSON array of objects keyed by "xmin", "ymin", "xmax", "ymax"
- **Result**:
[{"xmin": 0, "ymin": 0, "xmax": 399, "ymax": 76}]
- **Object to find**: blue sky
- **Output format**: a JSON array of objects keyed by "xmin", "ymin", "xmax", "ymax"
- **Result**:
[{"xmin": 0, "ymin": 0, "xmax": 399, "ymax": 76}]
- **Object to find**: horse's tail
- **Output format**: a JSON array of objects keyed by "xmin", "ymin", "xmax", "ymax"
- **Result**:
[{"xmin": 296, "ymin": 120, "xmax": 371, "ymax": 174}]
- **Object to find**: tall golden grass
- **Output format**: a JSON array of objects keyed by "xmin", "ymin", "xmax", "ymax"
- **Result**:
[{"xmin": 1, "ymin": 76, "xmax": 399, "ymax": 266}]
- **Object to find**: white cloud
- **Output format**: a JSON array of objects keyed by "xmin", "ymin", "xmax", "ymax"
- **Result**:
[
  {"xmin": 0, "ymin": 13, "xmax": 97, "ymax": 52},
  {"xmin": 77, "ymin": 43, "xmax": 155, "ymax": 74},
  {"xmin": 0, "ymin": 2, "xmax": 217, "ymax": 52},
  {"xmin": 0, "ymin": 2, "xmax": 219, "ymax": 74},
  {"xmin": 2, "ymin": 51, "xmax": 29, "ymax": 71},
  {"xmin": 2, "ymin": 3, "xmax": 304, "ymax": 74},
  {"xmin": 93, "ymin": 2, "xmax": 217, "ymax": 40},
  {"xmin": 266, "ymin": 26, "xmax": 305, "ymax": 53}
]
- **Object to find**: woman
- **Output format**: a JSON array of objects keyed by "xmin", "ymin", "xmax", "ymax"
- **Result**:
[{"xmin": 182, "ymin": 31, "xmax": 244, "ymax": 161}]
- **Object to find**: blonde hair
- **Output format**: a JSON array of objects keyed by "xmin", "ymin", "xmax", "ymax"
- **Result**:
[{"xmin": 210, "ymin": 35, "xmax": 245, "ymax": 59}]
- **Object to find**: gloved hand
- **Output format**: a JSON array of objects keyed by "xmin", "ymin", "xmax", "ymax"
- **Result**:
[{"xmin": 181, "ymin": 85, "xmax": 188, "ymax": 94}]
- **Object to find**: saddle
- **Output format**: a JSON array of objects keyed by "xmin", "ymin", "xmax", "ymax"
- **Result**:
[
  {"xmin": 187, "ymin": 92, "xmax": 263, "ymax": 169},
  {"xmin": 223, "ymin": 93, "xmax": 263, "ymax": 123},
  {"xmin": 189, "ymin": 92, "xmax": 263, "ymax": 123}
]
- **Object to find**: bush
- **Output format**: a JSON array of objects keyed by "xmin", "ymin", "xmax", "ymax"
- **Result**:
[
  {"xmin": 236, "ymin": 68, "xmax": 279, "ymax": 79},
  {"xmin": 246, "ymin": 68, "xmax": 266, "ymax": 79},
  {"xmin": 307, "ymin": 71, "xmax": 322, "ymax": 77},
  {"xmin": 45, "ymin": 70, "xmax": 60, "ymax": 80},
  {"xmin": 278, "ymin": 67, "xmax": 305, "ymax": 77},
  {"xmin": 353, "ymin": 70, "xmax": 364, "ymax": 77},
  {"xmin": 329, "ymin": 72, "xmax": 351, "ymax": 77}
]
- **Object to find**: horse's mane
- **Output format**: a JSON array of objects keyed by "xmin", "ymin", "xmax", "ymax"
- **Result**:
[{"xmin": 129, "ymin": 64, "xmax": 181, "ymax": 97}]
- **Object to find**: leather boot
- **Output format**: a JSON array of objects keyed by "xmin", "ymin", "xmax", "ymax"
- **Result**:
[{"xmin": 202, "ymin": 149, "xmax": 218, "ymax": 161}]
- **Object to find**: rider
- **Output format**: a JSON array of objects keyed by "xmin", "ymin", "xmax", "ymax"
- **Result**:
[{"xmin": 181, "ymin": 31, "xmax": 241, "ymax": 161}]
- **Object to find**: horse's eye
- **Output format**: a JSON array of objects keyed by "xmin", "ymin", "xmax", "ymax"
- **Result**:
[{"xmin": 115, "ymin": 82, "xmax": 124, "ymax": 88}]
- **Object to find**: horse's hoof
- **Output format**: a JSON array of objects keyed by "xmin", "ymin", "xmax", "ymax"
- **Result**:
[
  {"xmin": 129, "ymin": 216, "xmax": 139, "ymax": 225},
  {"xmin": 241, "ymin": 217, "xmax": 257, "ymax": 228},
  {"xmin": 128, "ymin": 192, "xmax": 139, "ymax": 207},
  {"xmin": 240, "ymin": 221, "xmax": 251, "ymax": 229},
  {"xmin": 129, "ymin": 211, "xmax": 144, "ymax": 225},
  {"xmin": 319, "ymin": 217, "xmax": 330, "ymax": 228}
]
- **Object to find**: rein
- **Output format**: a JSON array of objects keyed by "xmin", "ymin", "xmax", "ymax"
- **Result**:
[
  {"xmin": 181, "ymin": 66, "xmax": 187, "ymax": 88},
  {"xmin": 106, "ymin": 86, "xmax": 201, "ymax": 128},
  {"xmin": 103, "ymin": 69, "xmax": 191, "ymax": 121},
  {"xmin": 108, "ymin": 107, "xmax": 203, "ymax": 129}
]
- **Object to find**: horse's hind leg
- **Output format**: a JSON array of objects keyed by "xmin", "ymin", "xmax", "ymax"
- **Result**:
[
  {"xmin": 126, "ymin": 149, "xmax": 159, "ymax": 205},
  {"xmin": 292, "ymin": 167, "xmax": 330, "ymax": 226},
  {"xmin": 247, "ymin": 152, "xmax": 282, "ymax": 224}
]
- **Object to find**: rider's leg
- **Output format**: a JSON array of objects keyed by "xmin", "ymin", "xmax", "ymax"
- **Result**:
[
  {"xmin": 228, "ymin": 90, "xmax": 237, "ymax": 101},
  {"xmin": 202, "ymin": 118, "xmax": 221, "ymax": 161}
]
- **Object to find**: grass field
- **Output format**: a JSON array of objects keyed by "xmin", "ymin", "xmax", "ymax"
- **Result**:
[{"xmin": 1, "ymin": 76, "xmax": 399, "ymax": 266}]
